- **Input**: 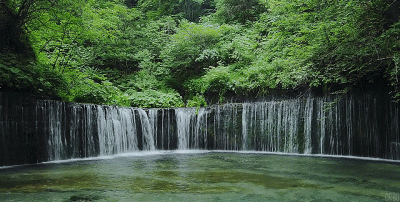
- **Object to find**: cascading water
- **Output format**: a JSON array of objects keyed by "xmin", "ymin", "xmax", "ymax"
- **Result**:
[
  {"xmin": 175, "ymin": 108, "xmax": 192, "ymax": 150},
  {"xmin": 0, "ymin": 92, "xmax": 399, "ymax": 166},
  {"xmin": 173, "ymin": 94, "xmax": 399, "ymax": 158},
  {"xmin": 138, "ymin": 109, "xmax": 155, "ymax": 151},
  {"xmin": 97, "ymin": 107, "xmax": 139, "ymax": 156},
  {"xmin": 148, "ymin": 109, "xmax": 158, "ymax": 148},
  {"xmin": 242, "ymin": 103, "xmax": 248, "ymax": 150},
  {"xmin": 175, "ymin": 108, "xmax": 210, "ymax": 150}
]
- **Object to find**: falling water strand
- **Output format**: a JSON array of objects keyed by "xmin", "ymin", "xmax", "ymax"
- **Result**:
[
  {"xmin": 242, "ymin": 103, "xmax": 248, "ymax": 150},
  {"xmin": 175, "ymin": 108, "xmax": 193, "ymax": 150},
  {"xmin": 304, "ymin": 98, "xmax": 313, "ymax": 154},
  {"xmin": 138, "ymin": 109, "xmax": 155, "ymax": 151}
]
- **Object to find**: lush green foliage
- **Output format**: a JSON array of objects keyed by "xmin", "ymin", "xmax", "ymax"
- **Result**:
[
  {"xmin": 213, "ymin": 0, "xmax": 267, "ymax": 24},
  {"xmin": 1, "ymin": 0, "xmax": 399, "ymax": 106},
  {"xmin": 0, "ymin": 53, "xmax": 68, "ymax": 98}
]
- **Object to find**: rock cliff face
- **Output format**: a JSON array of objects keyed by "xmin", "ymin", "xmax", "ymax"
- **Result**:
[{"xmin": 1, "ymin": 91, "xmax": 399, "ymax": 166}]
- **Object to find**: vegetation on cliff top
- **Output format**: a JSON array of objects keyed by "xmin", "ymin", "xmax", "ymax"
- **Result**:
[{"xmin": 1, "ymin": 0, "xmax": 399, "ymax": 107}]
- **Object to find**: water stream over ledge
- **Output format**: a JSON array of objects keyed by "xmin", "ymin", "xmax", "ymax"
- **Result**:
[{"xmin": 0, "ymin": 91, "xmax": 399, "ymax": 166}]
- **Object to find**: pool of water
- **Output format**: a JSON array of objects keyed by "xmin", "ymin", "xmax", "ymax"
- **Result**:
[{"xmin": 1, "ymin": 151, "xmax": 399, "ymax": 202}]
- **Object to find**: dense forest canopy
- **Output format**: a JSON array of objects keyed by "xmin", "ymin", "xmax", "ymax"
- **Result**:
[{"xmin": 1, "ymin": 0, "xmax": 399, "ymax": 107}]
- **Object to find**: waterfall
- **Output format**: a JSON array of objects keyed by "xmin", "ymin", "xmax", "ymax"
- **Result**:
[
  {"xmin": 148, "ymin": 109, "xmax": 158, "ymax": 148},
  {"xmin": 175, "ymin": 108, "xmax": 211, "ymax": 150},
  {"xmin": 97, "ymin": 107, "xmax": 139, "ymax": 156},
  {"xmin": 242, "ymin": 104, "xmax": 248, "ymax": 150},
  {"xmin": 195, "ymin": 108, "xmax": 209, "ymax": 149},
  {"xmin": 240, "ymin": 101, "xmax": 301, "ymax": 153},
  {"xmin": 175, "ymin": 108, "xmax": 195, "ymax": 150},
  {"xmin": 138, "ymin": 108, "xmax": 155, "ymax": 151},
  {"xmin": 119, "ymin": 108, "xmax": 139, "ymax": 152},
  {"xmin": 46, "ymin": 101, "xmax": 64, "ymax": 160},
  {"xmin": 172, "ymin": 95, "xmax": 399, "ymax": 158},
  {"xmin": 0, "ymin": 92, "xmax": 399, "ymax": 166},
  {"xmin": 304, "ymin": 98, "xmax": 313, "ymax": 154},
  {"xmin": 97, "ymin": 106, "xmax": 108, "ymax": 155}
]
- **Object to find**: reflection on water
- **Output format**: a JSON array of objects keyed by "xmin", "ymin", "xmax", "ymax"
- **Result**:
[{"xmin": 1, "ymin": 151, "xmax": 399, "ymax": 201}]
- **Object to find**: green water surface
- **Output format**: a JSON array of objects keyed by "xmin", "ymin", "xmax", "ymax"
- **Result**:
[{"xmin": 0, "ymin": 151, "xmax": 399, "ymax": 202}]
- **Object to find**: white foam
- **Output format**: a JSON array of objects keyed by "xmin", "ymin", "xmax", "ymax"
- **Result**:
[{"xmin": 1, "ymin": 150, "xmax": 399, "ymax": 170}]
